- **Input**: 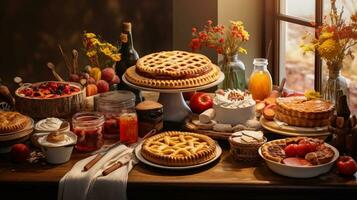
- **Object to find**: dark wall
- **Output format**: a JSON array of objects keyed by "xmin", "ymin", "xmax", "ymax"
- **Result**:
[{"xmin": 0, "ymin": 0, "xmax": 173, "ymax": 91}]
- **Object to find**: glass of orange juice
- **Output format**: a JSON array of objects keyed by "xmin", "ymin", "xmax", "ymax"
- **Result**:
[{"xmin": 248, "ymin": 58, "xmax": 272, "ymax": 101}]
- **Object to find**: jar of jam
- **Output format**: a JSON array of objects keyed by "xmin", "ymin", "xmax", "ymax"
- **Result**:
[
  {"xmin": 96, "ymin": 90, "xmax": 138, "ymax": 144},
  {"xmin": 72, "ymin": 112, "xmax": 105, "ymax": 152}
]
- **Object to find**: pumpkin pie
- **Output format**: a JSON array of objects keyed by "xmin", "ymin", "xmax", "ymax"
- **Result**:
[
  {"xmin": 141, "ymin": 131, "xmax": 216, "ymax": 166},
  {"xmin": 0, "ymin": 111, "xmax": 29, "ymax": 133}
]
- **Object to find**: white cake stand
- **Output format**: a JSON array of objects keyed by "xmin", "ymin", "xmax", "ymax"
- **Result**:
[{"xmin": 122, "ymin": 72, "xmax": 224, "ymax": 122}]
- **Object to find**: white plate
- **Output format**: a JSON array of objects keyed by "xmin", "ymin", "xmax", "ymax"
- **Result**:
[{"xmin": 135, "ymin": 142, "xmax": 222, "ymax": 170}]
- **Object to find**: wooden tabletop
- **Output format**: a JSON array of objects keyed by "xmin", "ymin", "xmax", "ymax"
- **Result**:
[{"xmin": 1, "ymin": 138, "xmax": 356, "ymax": 200}]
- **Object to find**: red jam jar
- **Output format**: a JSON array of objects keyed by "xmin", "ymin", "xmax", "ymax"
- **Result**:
[
  {"xmin": 96, "ymin": 91, "xmax": 138, "ymax": 143},
  {"xmin": 72, "ymin": 112, "xmax": 105, "ymax": 152}
]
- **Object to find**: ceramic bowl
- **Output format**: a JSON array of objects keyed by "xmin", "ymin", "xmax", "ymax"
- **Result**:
[
  {"xmin": 37, "ymin": 131, "xmax": 77, "ymax": 164},
  {"xmin": 258, "ymin": 143, "xmax": 339, "ymax": 178}
]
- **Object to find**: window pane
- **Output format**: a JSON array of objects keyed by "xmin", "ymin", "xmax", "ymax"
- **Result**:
[
  {"xmin": 280, "ymin": 21, "xmax": 315, "ymax": 92},
  {"xmin": 322, "ymin": 0, "xmax": 357, "ymax": 114},
  {"xmin": 280, "ymin": 0, "xmax": 315, "ymax": 22}
]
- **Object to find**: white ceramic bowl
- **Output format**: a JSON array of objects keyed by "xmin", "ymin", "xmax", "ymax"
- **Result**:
[
  {"xmin": 37, "ymin": 131, "xmax": 77, "ymax": 164},
  {"xmin": 258, "ymin": 143, "xmax": 339, "ymax": 178}
]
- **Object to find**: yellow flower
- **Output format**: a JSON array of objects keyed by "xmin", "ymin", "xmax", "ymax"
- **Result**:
[
  {"xmin": 238, "ymin": 47, "xmax": 247, "ymax": 54},
  {"xmin": 111, "ymin": 53, "xmax": 121, "ymax": 62},
  {"xmin": 317, "ymin": 38, "xmax": 341, "ymax": 60},
  {"xmin": 86, "ymin": 50, "xmax": 97, "ymax": 58},
  {"xmin": 300, "ymin": 43, "xmax": 316, "ymax": 54},
  {"xmin": 100, "ymin": 47, "xmax": 112, "ymax": 56},
  {"xmin": 91, "ymin": 38, "xmax": 101, "ymax": 46},
  {"xmin": 304, "ymin": 89, "xmax": 321, "ymax": 100},
  {"xmin": 85, "ymin": 33, "xmax": 96, "ymax": 39},
  {"xmin": 319, "ymin": 31, "xmax": 334, "ymax": 41}
]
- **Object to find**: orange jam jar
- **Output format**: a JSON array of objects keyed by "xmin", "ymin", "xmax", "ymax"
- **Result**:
[
  {"xmin": 72, "ymin": 112, "xmax": 105, "ymax": 152},
  {"xmin": 96, "ymin": 91, "xmax": 138, "ymax": 144}
]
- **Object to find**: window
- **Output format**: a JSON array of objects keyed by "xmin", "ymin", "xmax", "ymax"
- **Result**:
[{"xmin": 265, "ymin": 0, "xmax": 357, "ymax": 114}]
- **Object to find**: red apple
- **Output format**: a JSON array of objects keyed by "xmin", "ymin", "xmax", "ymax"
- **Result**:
[
  {"xmin": 183, "ymin": 91, "xmax": 196, "ymax": 101},
  {"xmin": 189, "ymin": 92, "xmax": 213, "ymax": 114},
  {"xmin": 11, "ymin": 143, "xmax": 30, "ymax": 163},
  {"xmin": 336, "ymin": 156, "xmax": 357, "ymax": 176}
]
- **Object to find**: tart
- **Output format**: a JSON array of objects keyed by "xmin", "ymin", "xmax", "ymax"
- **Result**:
[
  {"xmin": 17, "ymin": 81, "xmax": 80, "ymax": 99},
  {"xmin": 141, "ymin": 131, "xmax": 216, "ymax": 166},
  {"xmin": 261, "ymin": 137, "xmax": 334, "ymax": 166},
  {"xmin": 275, "ymin": 110, "xmax": 330, "ymax": 127},
  {"xmin": 0, "ymin": 111, "xmax": 29, "ymax": 133},
  {"xmin": 136, "ymin": 51, "xmax": 212, "ymax": 79}
]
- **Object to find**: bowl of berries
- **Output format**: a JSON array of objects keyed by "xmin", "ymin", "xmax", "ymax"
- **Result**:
[
  {"xmin": 258, "ymin": 137, "xmax": 339, "ymax": 178},
  {"xmin": 15, "ymin": 81, "xmax": 86, "ymax": 119}
]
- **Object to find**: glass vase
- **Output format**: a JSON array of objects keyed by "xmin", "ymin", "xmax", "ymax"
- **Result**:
[
  {"xmin": 323, "ymin": 65, "xmax": 348, "ymax": 108},
  {"xmin": 218, "ymin": 54, "xmax": 246, "ymax": 90}
]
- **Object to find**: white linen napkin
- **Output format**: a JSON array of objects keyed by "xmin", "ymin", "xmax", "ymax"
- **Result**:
[{"xmin": 58, "ymin": 144, "xmax": 138, "ymax": 200}]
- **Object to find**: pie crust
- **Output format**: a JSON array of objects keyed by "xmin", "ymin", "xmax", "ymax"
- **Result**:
[
  {"xmin": 275, "ymin": 110, "xmax": 330, "ymax": 127},
  {"xmin": 276, "ymin": 96, "xmax": 334, "ymax": 119},
  {"xmin": 141, "ymin": 131, "xmax": 216, "ymax": 167},
  {"xmin": 261, "ymin": 137, "xmax": 334, "ymax": 165},
  {"xmin": 136, "ymin": 51, "xmax": 212, "ymax": 79},
  {"xmin": 0, "ymin": 111, "xmax": 29, "ymax": 133},
  {"xmin": 125, "ymin": 65, "xmax": 220, "ymax": 89}
]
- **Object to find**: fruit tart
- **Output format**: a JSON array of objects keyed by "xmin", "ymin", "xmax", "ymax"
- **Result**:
[
  {"xmin": 141, "ymin": 131, "xmax": 216, "ymax": 167},
  {"xmin": 17, "ymin": 81, "xmax": 80, "ymax": 99}
]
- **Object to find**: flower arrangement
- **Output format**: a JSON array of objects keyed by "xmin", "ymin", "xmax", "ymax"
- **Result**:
[
  {"xmin": 83, "ymin": 32, "xmax": 121, "ymax": 68},
  {"xmin": 301, "ymin": 0, "xmax": 357, "ymax": 69},
  {"xmin": 301, "ymin": 0, "xmax": 357, "ymax": 105},
  {"xmin": 190, "ymin": 20, "xmax": 250, "ymax": 55}
]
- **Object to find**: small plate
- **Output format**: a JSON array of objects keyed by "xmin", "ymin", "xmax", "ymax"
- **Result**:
[
  {"xmin": 260, "ymin": 116, "xmax": 331, "ymax": 137},
  {"xmin": 135, "ymin": 142, "xmax": 222, "ymax": 170}
]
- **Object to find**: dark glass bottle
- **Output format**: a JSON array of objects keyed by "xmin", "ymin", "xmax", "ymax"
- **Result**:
[{"xmin": 116, "ymin": 22, "xmax": 143, "ymax": 103}]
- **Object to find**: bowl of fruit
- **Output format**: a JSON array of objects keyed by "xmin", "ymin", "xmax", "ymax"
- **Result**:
[{"xmin": 258, "ymin": 137, "xmax": 339, "ymax": 178}]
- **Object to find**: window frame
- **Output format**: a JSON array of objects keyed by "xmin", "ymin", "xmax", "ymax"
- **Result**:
[{"xmin": 264, "ymin": 0, "xmax": 323, "ymax": 91}]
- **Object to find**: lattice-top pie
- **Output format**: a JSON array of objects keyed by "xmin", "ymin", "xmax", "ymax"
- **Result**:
[
  {"xmin": 141, "ymin": 131, "xmax": 216, "ymax": 166},
  {"xmin": 0, "ymin": 111, "xmax": 30, "ymax": 133},
  {"xmin": 136, "ymin": 51, "xmax": 212, "ymax": 79}
]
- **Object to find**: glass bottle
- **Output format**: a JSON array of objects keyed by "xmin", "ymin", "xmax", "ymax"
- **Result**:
[
  {"xmin": 248, "ymin": 58, "xmax": 273, "ymax": 101},
  {"xmin": 219, "ymin": 54, "xmax": 246, "ymax": 90},
  {"xmin": 115, "ymin": 22, "xmax": 143, "ymax": 103},
  {"xmin": 323, "ymin": 64, "xmax": 348, "ymax": 108}
]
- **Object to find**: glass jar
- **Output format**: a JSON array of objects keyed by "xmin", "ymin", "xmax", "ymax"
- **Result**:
[
  {"xmin": 323, "ymin": 65, "xmax": 348, "ymax": 108},
  {"xmin": 96, "ymin": 90, "xmax": 138, "ymax": 144},
  {"xmin": 219, "ymin": 54, "xmax": 246, "ymax": 90},
  {"xmin": 248, "ymin": 58, "xmax": 273, "ymax": 101},
  {"xmin": 72, "ymin": 112, "xmax": 105, "ymax": 152}
]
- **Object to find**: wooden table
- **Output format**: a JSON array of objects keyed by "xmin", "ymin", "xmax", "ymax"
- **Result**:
[{"xmin": 1, "ymin": 135, "xmax": 356, "ymax": 200}]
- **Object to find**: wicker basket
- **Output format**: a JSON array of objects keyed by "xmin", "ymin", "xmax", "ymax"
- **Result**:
[{"xmin": 229, "ymin": 135, "xmax": 267, "ymax": 162}]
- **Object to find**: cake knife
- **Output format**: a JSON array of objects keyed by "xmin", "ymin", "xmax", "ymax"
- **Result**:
[{"xmin": 102, "ymin": 153, "xmax": 133, "ymax": 176}]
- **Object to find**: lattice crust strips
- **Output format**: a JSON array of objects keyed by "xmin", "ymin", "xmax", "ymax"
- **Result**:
[
  {"xmin": 141, "ymin": 131, "xmax": 216, "ymax": 167},
  {"xmin": 136, "ymin": 51, "xmax": 212, "ymax": 78}
]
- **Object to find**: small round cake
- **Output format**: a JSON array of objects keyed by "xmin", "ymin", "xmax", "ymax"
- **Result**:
[{"xmin": 213, "ymin": 89, "xmax": 256, "ymax": 125}]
